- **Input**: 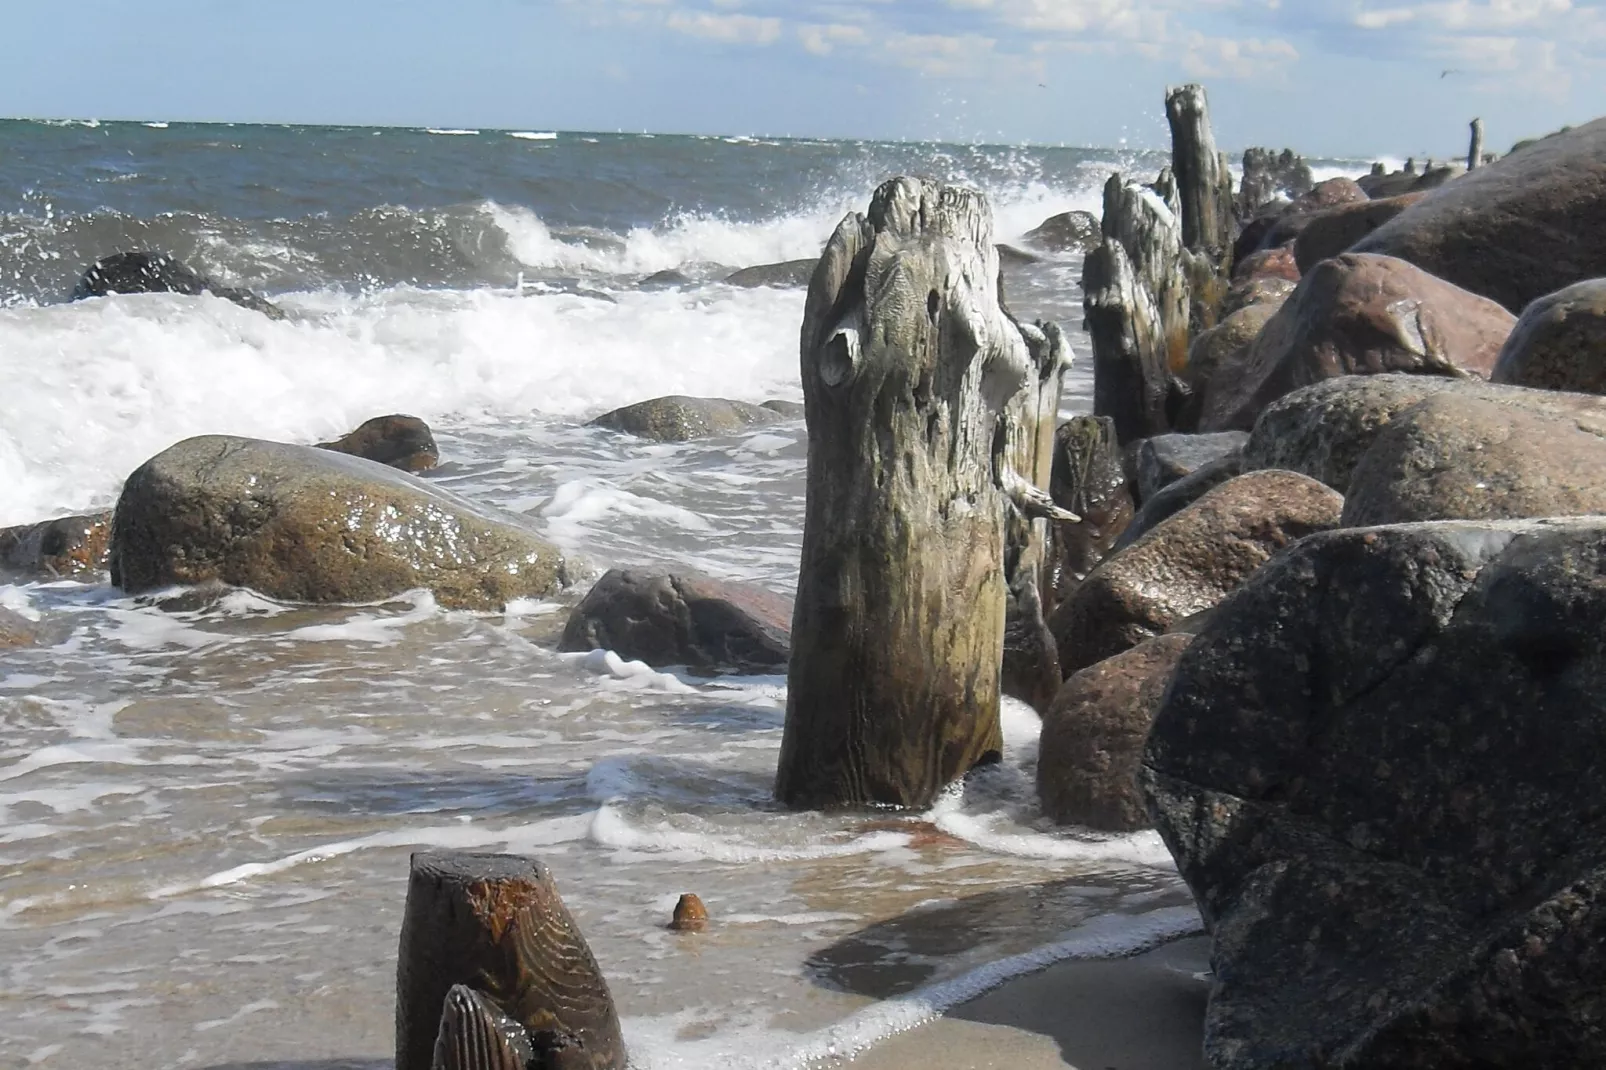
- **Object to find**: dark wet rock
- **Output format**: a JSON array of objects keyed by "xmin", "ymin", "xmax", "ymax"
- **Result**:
[
  {"xmin": 0, "ymin": 607, "xmax": 38, "ymax": 648},
  {"xmin": 558, "ymin": 568, "xmax": 790, "ymax": 675},
  {"xmin": 1292, "ymin": 193, "xmax": 1427, "ymax": 273},
  {"xmin": 109, "ymin": 435, "xmax": 569, "ymax": 608},
  {"xmin": 1491, "ymin": 279, "xmax": 1606, "ymax": 393},
  {"xmin": 1240, "ymin": 373, "xmax": 1467, "ymax": 493},
  {"xmin": 1233, "ymin": 178, "xmax": 1370, "ymax": 264},
  {"xmin": 1023, "ymin": 210, "xmax": 1101, "ymax": 253},
  {"xmin": 1037, "ymin": 633, "xmax": 1193, "ymax": 832},
  {"xmin": 0, "ymin": 512, "xmax": 112, "ymax": 577},
  {"xmin": 1231, "ymin": 246, "xmax": 1299, "ymax": 284},
  {"xmin": 1343, "ymin": 385, "xmax": 1606, "ymax": 527},
  {"xmin": 1199, "ymin": 253, "xmax": 1516, "ymax": 432},
  {"xmin": 1134, "ymin": 432, "xmax": 1248, "ymax": 502},
  {"xmin": 760, "ymin": 399, "xmax": 806, "ymax": 420},
  {"xmin": 1141, "ymin": 517, "xmax": 1606, "ymax": 1069},
  {"xmin": 1237, "ymin": 148, "xmax": 1314, "ymax": 219},
  {"xmin": 1050, "ymin": 469, "xmax": 1342, "ymax": 677},
  {"xmin": 724, "ymin": 259, "xmax": 818, "ymax": 289},
  {"xmin": 1113, "ymin": 453, "xmax": 1245, "ymax": 554},
  {"xmin": 314, "ymin": 414, "xmax": 439, "ymax": 472},
  {"xmin": 639, "ymin": 269, "xmax": 692, "ymax": 290},
  {"xmin": 588, "ymin": 396, "xmax": 783, "ymax": 442},
  {"xmin": 1355, "ymin": 118, "xmax": 1606, "ymax": 313},
  {"xmin": 1047, "ymin": 416, "xmax": 1133, "ymax": 604},
  {"xmin": 1220, "ymin": 276, "xmax": 1296, "ymax": 320},
  {"xmin": 73, "ymin": 251, "xmax": 286, "ymax": 320}
]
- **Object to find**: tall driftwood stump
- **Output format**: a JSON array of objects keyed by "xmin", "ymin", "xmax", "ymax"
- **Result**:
[
  {"xmin": 1165, "ymin": 83, "xmax": 1235, "ymax": 265},
  {"xmin": 395, "ymin": 852, "xmax": 625, "ymax": 1070},
  {"xmin": 775, "ymin": 176, "xmax": 1073, "ymax": 810}
]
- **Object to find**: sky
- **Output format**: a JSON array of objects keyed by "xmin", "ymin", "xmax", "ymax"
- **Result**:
[{"xmin": 4, "ymin": 0, "xmax": 1604, "ymax": 158}]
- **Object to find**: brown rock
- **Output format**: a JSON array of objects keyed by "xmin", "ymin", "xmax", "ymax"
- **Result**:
[
  {"xmin": 0, "ymin": 512, "xmax": 111, "ymax": 576},
  {"xmin": 670, "ymin": 894, "xmax": 709, "ymax": 932},
  {"xmin": 1343, "ymin": 387, "xmax": 1606, "ymax": 526},
  {"xmin": 1199, "ymin": 253, "xmax": 1516, "ymax": 432},
  {"xmin": 109, "ymin": 435, "xmax": 569, "ymax": 608},
  {"xmin": 315, "ymin": 414, "xmax": 439, "ymax": 472},
  {"xmin": 1490, "ymin": 278, "xmax": 1606, "ymax": 393},
  {"xmin": 1354, "ymin": 117, "xmax": 1606, "ymax": 313},
  {"xmin": 1049, "ymin": 469, "xmax": 1343, "ymax": 676},
  {"xmin": 588, "ymin": 396, "xmax": 783, "ymax": 442},
  {"xmin": 1037, "ymin": 633, "xmax": 1194, "ymax": 831},
  {"xmin": 1292, "ymin": 193, "xmax": 1428, "ymax": 273},
  {"xmin": 558, "ymin": 568, "xmax": 790, "ymax": 676},
  {"xmin": 0, "ymin": 607, "xmax": 38, "ymax": 648},
  {"xmin": 1220, "ymin": 276, "xmax": 1297, "ymax": 319},
  {"xmin": 1178, "ymin": 299, "xmax": 1285, "ymax": 431},
  {"xmin": 1233, "ymin": 178, "xmax": 1370, "ymax": 264},
  {"xmin": 1232, "ymin": 246, "xmax": 1299, "ymax": 283}
]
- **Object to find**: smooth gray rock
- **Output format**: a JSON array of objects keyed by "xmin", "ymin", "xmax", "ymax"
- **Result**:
[
  {"xmin": 1142, "ymin": 518, "xmax": 1606, "ymax": 1068},
  {"xmin": 558, "ymin": 568, "xmax": 790, "ymax": 676},
  {"xmin": 109, "ymin": 436, "xmax": 569, "ymax": 608}
]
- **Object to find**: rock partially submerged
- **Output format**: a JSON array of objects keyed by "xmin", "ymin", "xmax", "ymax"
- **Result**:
[
  {"xmin": 1142, "ymin": 518, "xmax": 1606, "ymax": 1068},
  {"xmin": 0, "ymin": 607, "xmax": 38, "ymax": 648},
  {"xmin": 1023, "ymin": 210, "xmax": 1100, "ymax": 253},
  {"xmin": 1037, "ymin": 633, "xmax": 1193, "ymax": 832},
  {"xmin": 0, "ymin": 512, "xmax": 111, "ymax": 577},
  {"xmin": 588, "ymin": 396, "xmax": 783, "ymax": 441},
  {"xmin": 73, "ymin": 251, "xmax": 286, "ymax": 320},
  {"xmin": 558, "ymin": 568, "xmax": 790, "ymax": 676},
  {"xmin": 724, "ymin": 259, "xmax": 818, "ymax": 289},
  {"xmin": 109, "ymin": 436, "xmax": 569, "ymax": 608},
  {"xmin": 315, "ymin": 414, "xmax": 440, "ymax": 472}
]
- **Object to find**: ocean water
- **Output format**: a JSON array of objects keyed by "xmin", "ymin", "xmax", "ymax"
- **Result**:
[{"xmin": 0, "ymin": 121, "xmax": 1371, "ymax": 1069}]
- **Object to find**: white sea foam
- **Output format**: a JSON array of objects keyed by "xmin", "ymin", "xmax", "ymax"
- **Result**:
[
  {"xmin": 508, "ymin": 131, "xmax": 558, "ymax": 141},
  {"xmin": 425, "ymin": 128, "xmax": 479, "ymax": 136}
]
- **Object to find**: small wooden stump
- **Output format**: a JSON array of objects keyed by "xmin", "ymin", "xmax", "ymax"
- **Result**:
[
  {"xmin": 395, "ymin": 852, "xmax": 626, "ymax": 1070},
  {"xmin": 1468, "ymin": 117, "xmax": 1485, "ymax": 171}
]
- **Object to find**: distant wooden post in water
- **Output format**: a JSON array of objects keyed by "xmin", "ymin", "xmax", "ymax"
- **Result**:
[
  {"xmin": 1468, "ymin": 117, "xmax": 1486, "ymax": 171},
  {"xmin": 395, "ymin": 852, "xmax": 626, "ymax": 1070},
  {"xmin": 775, "ymin": 176, "xmax": 1073, "ymax": 811}
]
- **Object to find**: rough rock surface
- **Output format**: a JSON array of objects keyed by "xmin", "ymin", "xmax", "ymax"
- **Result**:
[
  {"xmin": 1037, "ymin": 633, "xmax": 1193, "ymax": 831},
  {"xmin": 1141, "ymin": 518, "xmax": 1606, "ymax": 1068},
  {"xmin": 315, "ymin": 414, "xmax": 439, "ymax": 472},
  {"xmin": 588, "ymin": 396, "xmax": 783, "ymax": 441},
  {"xmin": 724, "ymin": 259, "xmax": 819, "ymax": 289},
  {"xmin": 73, "ymin": 251, "xmax": 285, "ymax": 319},
  {"xmin": 1049, "ymin": 469, "xmax": 1342, "ymax": 677},
  {"xmin": 1135, "ymin": 432, "xmax": 1248, "ymax": 501},
  {"xmin": 1023, "ymin": 210, "xmax": 1100, "ymax": 253},
  {"xmin": 1343, "ymin": 387, "xmax": 1606, "ymax": 526},
  {"xmin": 1221, "ymin": 276, "xmax": 1296, "ymax": 320},
  {"xmin": 1113, "ymin": 453, "xmax": 1244, "ymax": 553},
  {"xmin": 1490, "ymin": 278, "xmax": 1606, "ymax": 393},
  {"xmin": 109, "ymin": 435, "xmax": 569, "ymax": 608},
  {"xmin": 1354, "ymin": 117, "xmax": 1606, "ymax": 313},
  {"xmin": 1292, "ymin": 193, "xmax": 1427, "ymax": 273},
  {"xmin": 558, "ymin": 568, "xmax": 790, "ymax": 675},
  {"xmin": 1231, "ymin": 246, "xmax": 1299, "ymax": 283},
  {"xmin": 0, "ymin": 512, "xmax": 112, "ymax": 576},
  {"xmin": 1200, "ymin": 253, "xmax": 1516, "ymax": 432}
]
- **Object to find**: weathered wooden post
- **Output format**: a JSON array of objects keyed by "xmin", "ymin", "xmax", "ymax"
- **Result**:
[
  {"xmin": 1468, "ymin": 117, "xmax": 1485, "ymax": 171},
  {"xmin": 1165, "ymin": 84, "xmax": 1235, "ymax": 263},
  {"xmin": 775, "ymin": 176, "xmax": 1073, "ymax": 810},
  {"xmin": 396, "ymin": 853, "xmax": 625, "ymax": 1070}
]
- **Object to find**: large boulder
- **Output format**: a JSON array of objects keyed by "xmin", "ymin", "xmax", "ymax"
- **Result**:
[
  {"xmin": 1134, "ymin": 432, "xmax": 1248, "ymax": 502},
  {"xmin": 1047, "ymin": 416, "xmax": 1133, "ymax": 603},
  {"xmin": 1037, "ymin": 633, "xmax": 1193, "ymax": 832},
  {"xmin": 1141, "ymin": 518, "xmax": 1606, "ymax": 1068},
  {"xmin": 588, "ymin": 396, "xmax": 783, "ymax": 441},
  {"xmin": 315, "ymin": 414, "xmax": 439, "ymax": 472},
  {"xmin": 1112, "ymin": 452, "xmax": 1244, "ymax": 553},
  {"xmin": 0, "ymin": 512, "xmax": 111, "ymax": 577},
  {"xmin": 1354, "ymin": 117, "xmax": 1606, "ymax": 313},
  {"xmin": 1241, "ymin": 374, "xmax": 1470, "ymax": 493},
  {"xmin": 109, "ymin": 436, "xmax": 569, "ymax": 608},
  {"xmin": 73, "ymin": 251, "xmax": 286, "ymax": 320},
  {"xmin": 1233, "ymin": 178, "xmax": 1369, "ymax": 264},
  {"xmin": 1231, "ymin": 246, "xmax": 1299, "ymax": 284},
  {"xmin": 1049, "ymin": 469, "xmax": 1342, "ymax": 677},
  {"xmin": 1490, "ymin": 279, "xmax": 1606, "ymax": 393},
  {"xmin": 1342, "ymin": 386, "xmax": 1606, "ymax": 527},
  {"xmin": 1292, "ymin": 193, "xmax": 1427, "ymax": 273},
  {"xmin": 1199, "ymin": 253, "xmax": 1516, "ymax": 432},
  {"xmin": 1177, "ymin": 295, "xmax": 1290, "ymax": 432},
  {"xmin": 558, "ymin": 569, "xmax": 790, "ymax": 675},
  {"xmin": 1023, "ymin": 210, "xmax": 1100, "ymax": 253}
]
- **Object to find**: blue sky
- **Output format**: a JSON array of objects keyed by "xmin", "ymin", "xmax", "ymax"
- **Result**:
[{"xmin": 5, "ymin": 0, "xmax": 1603, "ymax": 157}]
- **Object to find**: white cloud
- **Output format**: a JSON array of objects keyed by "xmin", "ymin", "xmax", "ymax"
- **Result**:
[
  {"xmin": 665, "ymin": 10, "xmax": 783, "ymax": 44},
  {"xmin": 797, "ymin": 21, "xmax": 869, "ymax": 55}
]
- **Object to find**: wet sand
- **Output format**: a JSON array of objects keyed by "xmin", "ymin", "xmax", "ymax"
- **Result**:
[{"xmin": 849, "ymin": 936, "xmax": 1210, "ymax": 1070}]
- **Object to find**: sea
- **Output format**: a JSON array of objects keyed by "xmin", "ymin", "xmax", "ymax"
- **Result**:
[{"xmin": 0, "ymin": 120, "xmax": 1374, "ymax": 1069}]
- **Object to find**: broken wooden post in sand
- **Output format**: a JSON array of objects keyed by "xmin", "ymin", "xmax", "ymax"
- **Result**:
[
  {"xmin": 1468, "ymin": 117, "xmax": 1485, "ymax": 171},
  {"xmin": 395, "ymin": 852, "xmax": 625, "ymax": 1070},
  {"xmin": 775, "ymin": 176, "xmax": 1075, "ymax": 810}
]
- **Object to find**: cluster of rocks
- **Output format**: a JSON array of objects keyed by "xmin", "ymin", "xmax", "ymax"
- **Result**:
[{"xmin": 1033, "ymin": 105, "xmax": 1606, "ymax": 1066}]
